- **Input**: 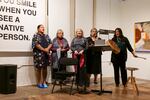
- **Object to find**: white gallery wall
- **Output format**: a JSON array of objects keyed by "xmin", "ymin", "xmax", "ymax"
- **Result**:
[
  {"xmin": 48, "ymin": 0, "xmax": 70, "ymax": 42},
  {"xmin": 120, "ymin": 0, "xmax": 150, "ymax": 80},
  {"xmin": 75, "ymin": 0, "xmax": 93, "ymax": 37},
  {"xmin": 0, "ymin": 0, "xmax": 47, "ymax": 52},
  {"xmin": 95, "ymin": 0, "xmax": 121, "ymax": 29}
]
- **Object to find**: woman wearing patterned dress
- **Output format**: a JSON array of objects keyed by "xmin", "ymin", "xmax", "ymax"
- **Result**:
[
  {"xmin": 32, "ymin": 24, "xmax": 52, "ymax": 88},
  {"xmin": 51, "ymin": 29, "xmax": 69, "ymax": 79}
]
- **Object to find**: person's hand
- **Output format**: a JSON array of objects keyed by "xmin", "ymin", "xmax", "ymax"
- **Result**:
[
  {"xmin": 44, "ymin": 48, "xmax": 49, "ymax": 53},
  {"xmin": 133, "ymin": 54, "xmax": 138, "ymax": 58},
  {"xmin": 74, "ymin": 50, "xmax": 79, "ymax": 55},
  {"xmin": 61, "ymin": 48, "xmax": 66, "ymax": 51},
  {"xmin": 57, "ymin": 48, "xmax": 61, "ymax": 51},
  {"xmin": 79, "ymin": 50, "xmax": 84, "ymax": 54},
  {"xmin": 132, "ymin": 51, "xmax": 138, "ymax": 58}
]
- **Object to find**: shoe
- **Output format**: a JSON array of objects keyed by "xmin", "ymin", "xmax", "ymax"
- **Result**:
[
  {"xmin": 116, "ymin": 84, "xmax": 119, "ymax": 87},
  {"xmin": 123, "ymin": 84, "xmax": 127, "ymax": 88},
  {"xmin": 94, "ymin": 81, "xmax": 98, "ymax": 84},
  {"xmin": 37, "ymin": 84, "xmax": 44, "ymax": 88},
  {"xmin": 43, "ymin": 84, "xmax": 48, "ymax": 88}
]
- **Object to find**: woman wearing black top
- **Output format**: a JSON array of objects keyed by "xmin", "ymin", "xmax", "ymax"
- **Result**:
[
  {"xmin": 86, "ymin": 28, "xmax": 101, "ymax": 84},
  {"xmin": 111, "ymin": 28, "xmax": 137, "ymax": 87}
]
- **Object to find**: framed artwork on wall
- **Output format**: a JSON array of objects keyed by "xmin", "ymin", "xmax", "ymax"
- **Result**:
[{"xmin": 135, "ymin": 21, "xmax": 150, "ymax": 52}]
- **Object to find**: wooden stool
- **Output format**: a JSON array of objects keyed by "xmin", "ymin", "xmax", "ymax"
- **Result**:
[{"xmin": 126, "ymin": 67, "xmax": 139, "ymax": 95}]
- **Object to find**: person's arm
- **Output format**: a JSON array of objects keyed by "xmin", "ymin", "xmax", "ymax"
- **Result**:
[
  {"xmin": 35, "ymin": 44, "xmax": 46, "ymax": 52},
  {"xmin": 71, "ymin": 38, "xmax": 78, "ymax": 54},
  {"xmin": 45, "ymin": 44, "xmax": 52, "ymax": 53},
  {"xmin": 126, "ymin": 37, "xmax": 137, "ymax": 57},
  {"xmin": 87, "ymin": 37, "xmax": 93, "ymax": 47},
  {"xmin": 51, "ymin": 45, "xmax": 57, "ymax": 52},
  {"xmin": 131, "ymin": 51, "xmax": 137, "ymax": 57},
  {"xmin": 45, "ymin": 34, "xmax": 52, "ymax": 52},
  {"xmin": 61, "ymin": 44, "xmax": 69, "ymax": 52},
  {"xmin": 32, "ymin": 34, "xmax": 46, "ymax": 52},
  {"xmin": 61, "ymin": 39, "xmax": 70, "ymax": 52},
  {"xmin": 51, "ymin": 38, "xmax": 58, "ymax": 52},
  {"xmin": 79, "ymin": 38, "xmax": 88, "ymax": 54}
]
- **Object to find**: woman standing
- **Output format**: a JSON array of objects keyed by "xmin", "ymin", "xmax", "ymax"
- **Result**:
[
  {"xmin": 32, "ymin": 24, "xmax": 52, "ymax": 88},
  {"xmin": 111, "ymin": 28, "xmax": 137, "ymax": 87},
  {"xmin": 86, "ymin": 28, "xmax": 101, "ymax": 84},
  {"xmin": 71, "ymin": 28, "xmax": 88, "ymax": 88},
  {"xmin": 51, "ymin": 29, "xmax": 69, "ymax": 79}
]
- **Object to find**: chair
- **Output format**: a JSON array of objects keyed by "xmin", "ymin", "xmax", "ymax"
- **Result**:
[
  {"xmin": 126, "ymin": 67, "xmax": 139, "ymax": 95},
  {"xmin": 51, "ymin": 57, "xmax": 78, "ymax": 95}
]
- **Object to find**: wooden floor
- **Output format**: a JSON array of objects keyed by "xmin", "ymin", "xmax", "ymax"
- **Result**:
[{"xmin": 1, "ymin": 77, "xmax": 150, "ymax": 100}]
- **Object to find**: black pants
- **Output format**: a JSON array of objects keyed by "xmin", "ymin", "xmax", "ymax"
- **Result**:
[
  {"xmin": 112, "ymin": 61, "xmax": 127, "ymax": 85},
  {"xmin": 51, "ymin": 68, "xmax": 58, "ymax": 80},
  {"xmin": 77, "ymin": 67, "xmax": 89, "ymax": 87}
]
